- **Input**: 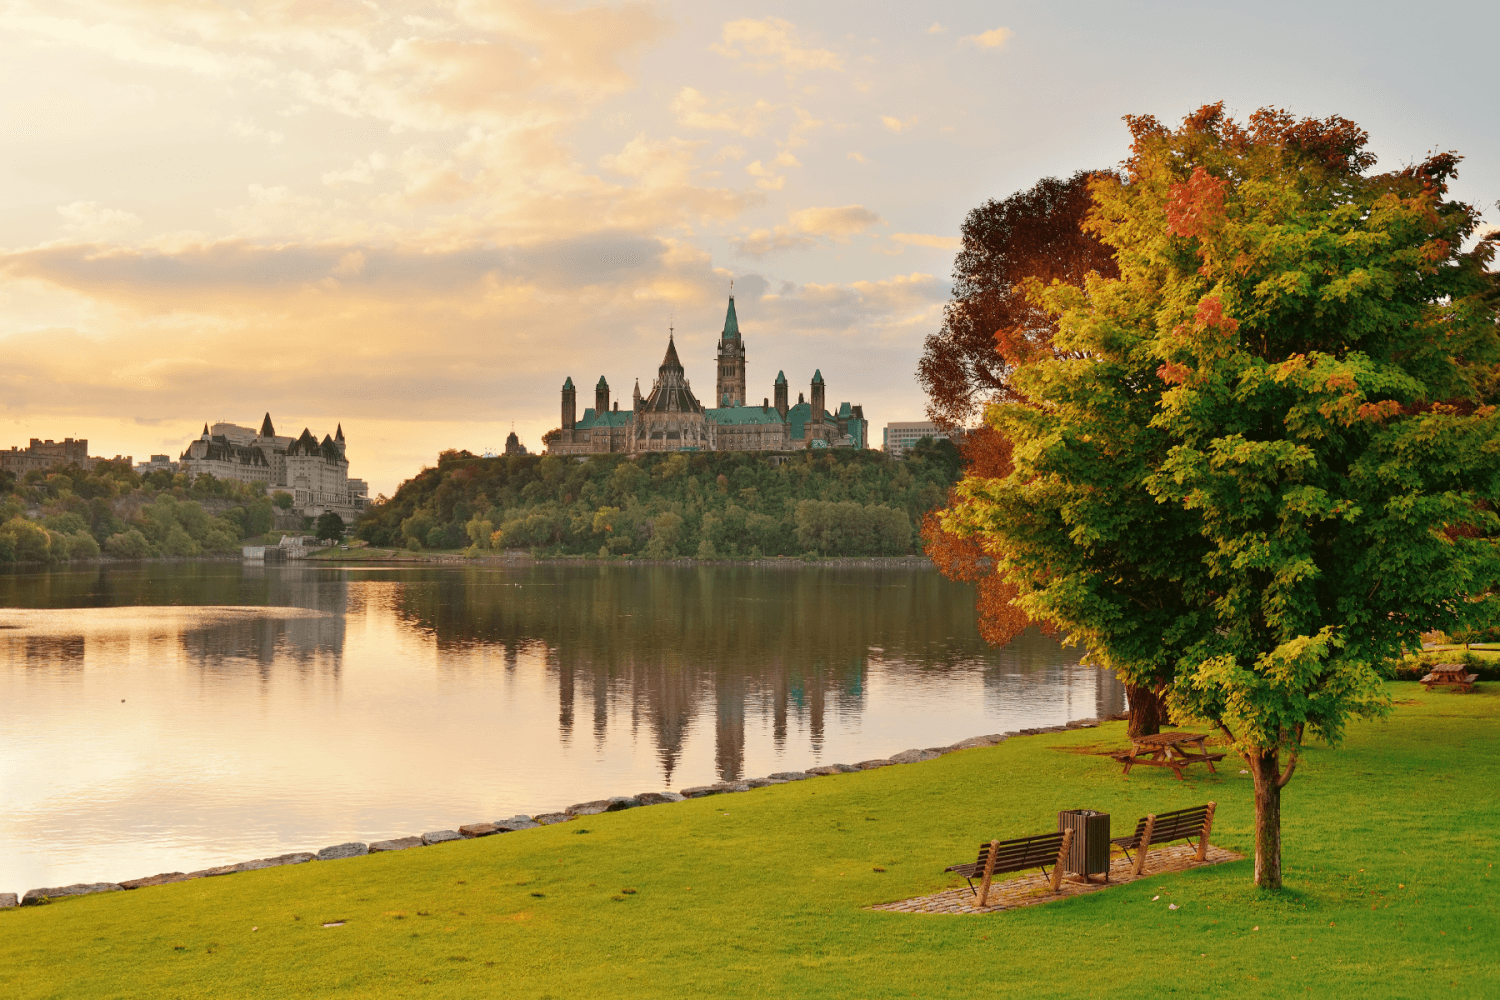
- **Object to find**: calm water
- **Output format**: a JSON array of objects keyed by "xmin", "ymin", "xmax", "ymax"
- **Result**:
[{"xmin": 0, "ymin": 562, "xmax": 1122, "ymax": 896}]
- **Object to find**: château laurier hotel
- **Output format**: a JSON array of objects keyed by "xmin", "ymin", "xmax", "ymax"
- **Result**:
[{"xmin": 544, "ymin": 296, "xmax": 869, "ymax": 456}]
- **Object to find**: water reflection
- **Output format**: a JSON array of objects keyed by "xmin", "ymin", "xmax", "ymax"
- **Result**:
[{"xmin": 0, "ymin": 562, "xmax": 1122, "ymax": 896}]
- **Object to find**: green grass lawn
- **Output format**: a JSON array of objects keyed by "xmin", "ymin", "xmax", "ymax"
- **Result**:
[{"xmin": 4, "ymin": 683, "xmax": 1496, "ymax": 998}]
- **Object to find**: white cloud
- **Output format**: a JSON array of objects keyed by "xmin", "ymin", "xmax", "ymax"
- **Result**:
[
  {"xmin": 927, "ymin": 23, "xmax": 947, "ymax": 34},
  {"xmin": 790, "ymin": 205, "xmax": 883, "ymax": 239},
  {"xmin": 670, "ymin": 87, "xmax": 774, "ymax": 135},
  {"xmin": 963, "ymin": 27, "xmax": 1015, "ymax": 49},
  {"xmin": 881, "ymin": 115, "xmax": 917, "ymax": 133},
  {"xmin": 712, "ymin": 17, "xmax": 843, "ymax": 77},
  {"xmin": 847, "ymin": 151, "xmax": 868, "ymax": 164},
  {"xmin": 891, "ymin": 233, "xmax": 959, "ymax": 249},
  {"xmin": 56, "ymin": 202, "xmax": 140, "ymax": 237}
]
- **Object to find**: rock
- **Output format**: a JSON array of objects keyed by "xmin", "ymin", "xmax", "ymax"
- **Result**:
[
  {"xmin": 679, "ymin": 786, "xmax": 721, "ymax": 798},
  {"xmin": 853, "ymin": 759, "xmax": 893, "ymax": 770},
  {"xmin": 532, "ymin": 813, "xmax": 572, "ymax": 825},
  {"xmin": 634, "ymin": 791, "xmax": 685, "ymax": 806},
  {"xmin": 565, "ymin": 796, "xmax": 636, "ymax": 816},
  {"xmin": 1066, "ymin": 718, "xmax": 1099, "ymax": 728},
  {"xmin": 420, "ymin": 830, "xmax": 463, "ymax": 845},
  {"xmin": 21, "ymin": 883, "xmax": 123, "ymax": 905},
  {"xmin": 459, "ymin": 823, "xmax": 499, "ymax": 837},
  {"xmin": 317, "ymin": 842, "xmax": 369, "ymax": 860},
  {"xmin": 0, "ymin": 893, "xmax": 17, "ymax": 908},
  {"xmin": 889, "ymin": 749, "xmax": 942, "ymax": 765},
  {"xmin": 714, "ymin": 782, "xmax": 751, "ymax": 793},
  {"xmin": 767, "ymin": 771, "xmax": 808, "ymax": 781},
  {"xmin": 119, "ymin": 872, "xmax": 193, "ymax": 890},
  {"xmin": 258, "ymin": 852, "xmax": 317, "ymax": 868},
  {"xmin": 1041, "ymin": 725, "xmax": 1067, "ymax": 733},
  {"xmin": 802, "ymin": 765, "xmax": 842, "ymax": 776},
  {"xmin": 192, "ymin": 862, "xmax": 248, "ymax": 878},
  {"xmin": 495, "ymin": 815, "xmax": 540, "ymax": 831},
  {"xmin": 370, "ymin": 837, "xmax": 424, "ymax": 852}
]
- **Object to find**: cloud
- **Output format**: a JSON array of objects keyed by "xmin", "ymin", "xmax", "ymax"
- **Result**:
[
  {"xmin": 847, "ymin": 151, "xmax": 868, "ymax": 164},
  {"xmin": 963, "ymin": 27, "xmax": 1015, "ymax": 49},
  {"xmin": 56, "ymin": 202, "xmax": 140, "ymax": 237},
  {"xmin": 670, "ymin": 87, "xmax": 774, "ymax": 135},
  {"xmin": 228, "ymin": 119, "xmax": 285, "ymax": 144},
  {"xmin": 891, "ymin": 233, "xmax": 959, "ymax": 250},
  {"xmin": 712, "ymin": 17, "xmax": 843, "ymax": 77},
  {"xmin": 927, "ymin": 23, "xmax": 947, "ymax": 34},
  {"xmin": 881, "ymin": 115, "xmax": 917, "ymax": 133},
  {"xmin": 732, "ymin": 204, "xmax": 883, "ymax": 257},
  {"xmin": 790, "ymin": 205, "xmax": 883, "ymax": 239}
]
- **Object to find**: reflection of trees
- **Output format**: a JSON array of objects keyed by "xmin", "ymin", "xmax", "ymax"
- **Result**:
[
  {"xmin": 391, "ymin": 565, "xmax": 1118, "ymax": 782},
  {"xmin": 0, "ymin": 563, "xmax": 347, "ymax": 674}
]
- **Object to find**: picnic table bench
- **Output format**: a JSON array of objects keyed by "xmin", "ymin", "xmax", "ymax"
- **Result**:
[
  {"xmin": 1420, "ymin": 663, "xmax": 1479, "ymax": 692},
  {"xmin": 944, "ymin": 829, "xmax": 1074, "ymax": 908},
  {"xmin": 1111, "ymin": 802, "xmax": 1217, "ymax": 875},
  {"xmin": 1111, "ymin": 731, "xmax": 1226, "ymax": 780}
]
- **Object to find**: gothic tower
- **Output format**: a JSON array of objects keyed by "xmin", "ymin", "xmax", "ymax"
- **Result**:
[
  {"xmin": 810, "ymin": 370, "xmax": 825, "ymax": 427},
  {"xmin": 715, "ymin": 294, "xmax": 747, "ymax": 407},
  {"xmin": 562, "ymin": 377, "xmax": 576, "ymax": 429},
  {"xmin": 595, "ymin": 376, "xmax": 610, "ymax": 416},
  {"xmin": 773, "ymin": 370, "xmax": 788, "ymax": 418}
]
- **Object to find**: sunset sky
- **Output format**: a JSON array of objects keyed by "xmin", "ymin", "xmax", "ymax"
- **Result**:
[{"xmin": 3, "ymin": 1, "xmax": 1496, "ymax": 494}]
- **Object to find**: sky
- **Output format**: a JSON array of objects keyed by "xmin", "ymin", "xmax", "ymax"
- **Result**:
[{"xmin": 2, "ymin": 1, "xmax": 1497, "ymax": 496}]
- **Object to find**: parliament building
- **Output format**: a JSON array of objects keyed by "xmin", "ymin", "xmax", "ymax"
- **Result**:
[{"xmin": 544, "ymin": 296, "xmax": 868, "ymax": 456}]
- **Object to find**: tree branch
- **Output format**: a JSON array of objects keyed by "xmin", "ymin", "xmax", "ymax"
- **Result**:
[{"xmin": 1277, "ymin": 723, "xmax": 1305, "ymax": 788}]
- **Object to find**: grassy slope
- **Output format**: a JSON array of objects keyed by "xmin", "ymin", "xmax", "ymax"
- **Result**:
[{"xmin": 5, "ymin": 683, "xmax": 1496, "ymax": 999}]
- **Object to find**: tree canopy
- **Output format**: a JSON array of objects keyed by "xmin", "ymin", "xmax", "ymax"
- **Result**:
[{"xmin": 945, "ymin": 103, "xmax": 1500, "ymax": 888}]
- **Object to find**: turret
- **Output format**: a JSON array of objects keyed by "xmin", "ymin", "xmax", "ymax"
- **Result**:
[
  {"xmin": 596, "ymin": 375, "xmax": 610, "ymax": 417},
  {"xmin": 633, "ymin": 379, "xmax": 643, "ymax": 413},
  {"xmin": 334, "ymin": 423, "xmax": 346, "ymax": 458},
  {"xmin": 716, "ymin": 294, "xmax": 747, "ymax": 408},
  {"xmin": 774, "ymin": 370, "xmax": 788, "ymax": 417},
  {"xmin": 259, "ymin": 413, "xmax": 276, "ymax": 438},
  {"xmin": 562, "ymin": 377, "xmax": 577, "ymax": 430},
  {"xmin": 810, "ymin": 370, "xmax": 825, "ymax": 425}
]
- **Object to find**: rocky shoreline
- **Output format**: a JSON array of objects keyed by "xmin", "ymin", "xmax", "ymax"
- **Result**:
[{"xmin": 0, "ymin": 717, "xmax": 1101, "ymax": 909}]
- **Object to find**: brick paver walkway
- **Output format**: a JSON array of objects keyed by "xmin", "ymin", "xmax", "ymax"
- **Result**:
[{"xmin": 870, "ymin": 843, "xmax": 1244, "ymax": 914}]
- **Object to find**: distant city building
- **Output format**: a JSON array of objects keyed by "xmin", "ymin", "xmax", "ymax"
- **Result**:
[
  {"xmin": 883, "ymin": 421, "xmax": 965, "ymax": 459},
  {"xmin": 1, "ymin": 438, "xmax": 132, "ymax": 477},
  {"xmin": 177, "ymin": 414, "xmax": 367, "ymax": 522},
  {"xmin": 503, "ymin": 431, "xmax": 529, "ymax": 456},
  {"xmin": 544, "ymin": 295, "xmax": 868, "ymax": 455},
  {"xmin": 135, "ymin": 454, "xmax": 179, "ymax": 476}
]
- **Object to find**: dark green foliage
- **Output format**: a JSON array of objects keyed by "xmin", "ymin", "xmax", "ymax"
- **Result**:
[
  {"xmin": 356, "ymin": 449, "xmax": 957, "ymax": 557},
  {"xmin": 1, "ymin": 460, "xmax": 273, "ymax": 562},
  {"xmin": 315, "ymin": 511, "xmax": 346, "ymax": 542}
]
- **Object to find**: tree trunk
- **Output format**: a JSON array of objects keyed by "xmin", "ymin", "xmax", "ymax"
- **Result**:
[
  {"xmin": 1247, "ymin": 748, "xmax": 1283, "ymax": 889},
  {"xmin": 1125, "ymin": 683, "xmax": 1166, "ymax": 738}
]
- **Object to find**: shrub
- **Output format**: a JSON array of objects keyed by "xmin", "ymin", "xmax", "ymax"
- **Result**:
[{"xmin": 105, "ymin": 529, "xmax": 152, "ymax": 559}]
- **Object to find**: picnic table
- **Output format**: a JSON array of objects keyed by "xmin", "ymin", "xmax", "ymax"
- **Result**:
[
  {"xmin": 1111, "ymin": 731, "xmax": 1225, "ymax": 780},
  {"xmin": 1420, "ymin": 663, "xmax": 1479, "ymax": 692}
]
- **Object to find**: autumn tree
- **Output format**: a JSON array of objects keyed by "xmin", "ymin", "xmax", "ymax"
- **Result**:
[
  {"xmin": 918, "ymin": 170, "xmax": 1119, "ymax": 428},
  {"xmin": 946, "ymin": 103, "xmax": 1500, "ymax": 889},
  {"xmin": 918, "ymin": 170, "xmax": 1176, "ymax": 732}
]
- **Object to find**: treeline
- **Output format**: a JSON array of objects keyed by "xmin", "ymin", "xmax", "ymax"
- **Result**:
[
  {"xmin": 356, "ymin": 442, "xmax": 961, "ymax": 559},
  {"xmin": 0, "ymin": 460, "xmax": 283, "ymax": 564}
]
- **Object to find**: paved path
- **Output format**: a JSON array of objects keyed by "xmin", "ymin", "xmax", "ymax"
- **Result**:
[{"xmin": 870, "ymin": 843, "xmax": 1245, "ymax": 915}]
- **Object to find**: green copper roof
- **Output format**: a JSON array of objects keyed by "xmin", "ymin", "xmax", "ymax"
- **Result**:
[
  {"xmin": 722, "ymin": 295, "xmax": 739, "ymax": 339},
  {"xmin": 563, "ymin": 376, "xmax": 574, "ymax": 390},
  {"xmin": 812, "ymin": 369, "xmax": 824, "ymax": 384},
  {"xmin": 775, "ymin": 370, "xmax": 786, "ymax": 384},
  {"xmin": 707, "ymin": 405, "xmax": 784, "ymax": 425},
  {"xmin": 596, "ymin": 375, "xmax": 609, "ymax": 389}
]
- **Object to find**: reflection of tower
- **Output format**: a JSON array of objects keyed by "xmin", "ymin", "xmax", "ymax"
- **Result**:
[
  {"xmin": 593, "ymin": 669, "xmax": 609, "ymax": 747},
  {"xmin": 1095, "ymin": 665, "xmax": 1126, "ymax": 718},
  {"xmin": 714, "ymin": 675, "xmax": 746, "ymax": 781},
  {"xmin": 772, "ymin": 662, "xmax": 788, "ymax": 751},
  {"xmin": 808, "ymin": 674, "xmax": 825, "ymax": 753},
  {"xmin": 558, "ymin": 653, "xmax": 575, "ymax": 740}
]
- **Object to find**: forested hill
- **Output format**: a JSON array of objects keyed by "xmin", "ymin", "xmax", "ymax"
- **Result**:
[{"xmin": 356, "ymin": 443, "xmax": 962, "ymax": 558}]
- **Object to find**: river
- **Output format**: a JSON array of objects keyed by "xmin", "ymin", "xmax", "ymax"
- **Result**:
[{"xmin": 0, "ymin": 561, "xmax": 1123, "ymax": 897}]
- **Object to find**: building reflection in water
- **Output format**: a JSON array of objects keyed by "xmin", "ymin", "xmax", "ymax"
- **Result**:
[{"xmin": 391, "ymin": 565, "xmax": 1125, "ymax": 783}]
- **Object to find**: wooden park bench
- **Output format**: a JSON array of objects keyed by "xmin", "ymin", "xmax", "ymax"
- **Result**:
[
  {"xmin": 1110, "ymin": 802, "xmax": 1216, "ymax": 876},
  {"xmin": 1110, "ymin": 731, "xmax": 1227, "ymax": 780},
  {"xmin": 944, "ymin": 829, "xmax": 1074, "ymax": 908},
  {"xmin": 1420, "ymin": 663, "xmax": 1479, "ymax": 692}
]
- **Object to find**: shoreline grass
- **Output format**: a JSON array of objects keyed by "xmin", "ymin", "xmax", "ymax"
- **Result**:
[{"xmin": 4, "ymin": 682, "xmax": 1495, "ymax": 998}]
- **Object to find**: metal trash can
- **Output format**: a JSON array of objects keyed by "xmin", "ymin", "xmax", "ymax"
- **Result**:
[{"xmin": 1058, "ymin": 809, "xmax": 1111, "ymax": 881}]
